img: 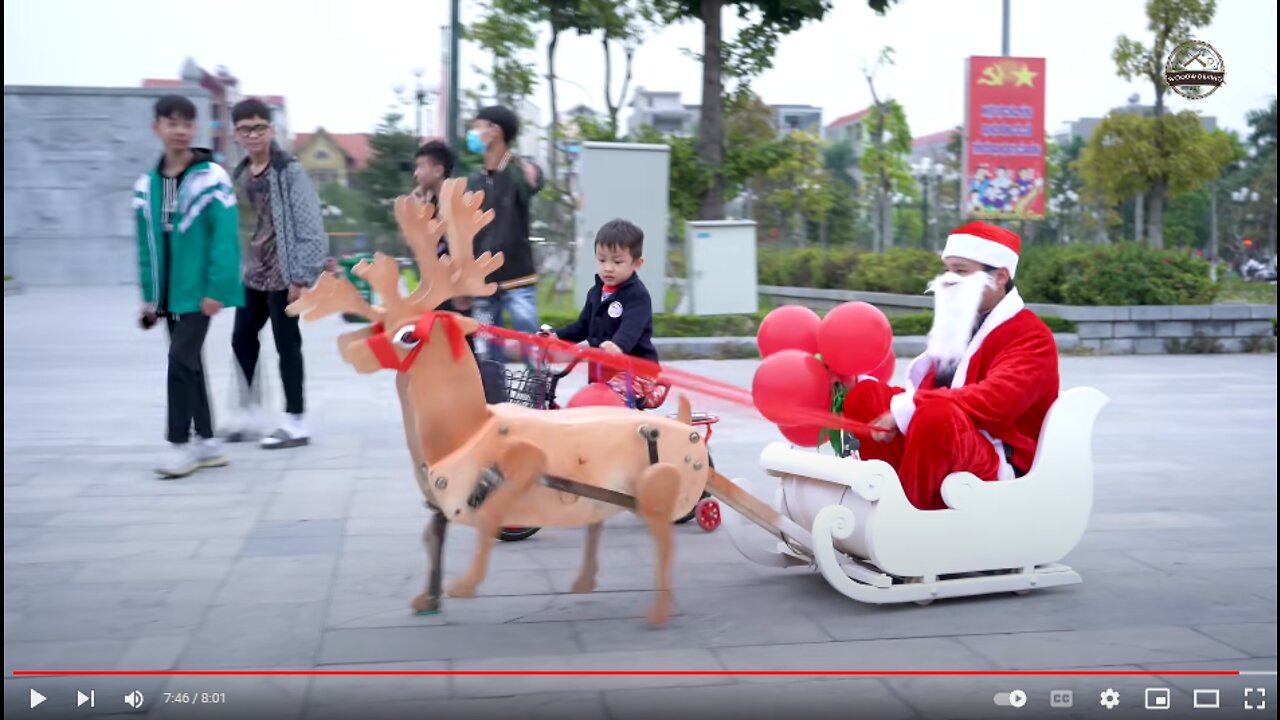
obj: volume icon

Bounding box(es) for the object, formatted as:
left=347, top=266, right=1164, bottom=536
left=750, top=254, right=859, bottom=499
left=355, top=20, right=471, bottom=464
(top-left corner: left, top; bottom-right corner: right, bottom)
left=124, top=690, right=145, bottom=709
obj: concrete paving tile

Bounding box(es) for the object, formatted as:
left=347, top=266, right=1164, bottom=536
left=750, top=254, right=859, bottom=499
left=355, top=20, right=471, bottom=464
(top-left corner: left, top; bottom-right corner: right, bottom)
left=956, top=626, right=1250, bottom=669
left=451, top=648, right=728, bottom=696
left=714, top=637, right=997, bottom=681
left=604, top=678, right=916, bottom=720
left=304, top=661, right=450, bottom=710
left=215, top=556, right=336, bottom=605
left=178, top=602, right=326, bottom=669
left=1193, top=623, right=1278, bottom=658
left=318, top=623, right=579, bottom=664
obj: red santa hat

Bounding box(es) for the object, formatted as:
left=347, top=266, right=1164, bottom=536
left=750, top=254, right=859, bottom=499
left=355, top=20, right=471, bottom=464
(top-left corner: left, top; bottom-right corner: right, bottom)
left=942, top=221, right=1022, bottom=278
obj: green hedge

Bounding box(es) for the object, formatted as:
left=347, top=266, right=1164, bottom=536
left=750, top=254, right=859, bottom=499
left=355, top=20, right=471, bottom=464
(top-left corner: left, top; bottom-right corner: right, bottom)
left=758, top=244, right=1219, bottom=306
left=538, top=310, right=1076, bottom=338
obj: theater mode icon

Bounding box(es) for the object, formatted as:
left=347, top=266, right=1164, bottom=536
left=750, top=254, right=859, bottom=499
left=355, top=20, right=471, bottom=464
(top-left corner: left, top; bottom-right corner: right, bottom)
left=1193, top=689, right=1220, bottom=709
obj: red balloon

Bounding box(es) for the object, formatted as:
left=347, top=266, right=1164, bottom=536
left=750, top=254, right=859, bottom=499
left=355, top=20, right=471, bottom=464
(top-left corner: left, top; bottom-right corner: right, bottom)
left=779, top=424, right=826, bottom=447
left=567, top=383, right=627, bottom=408
left=756, top=305, right=822, bottom=358
left=817, top=302, right=893, bottom=379
left=870, top=348, right=896, bottom=383
left=751, top=349, right=832, bottom=426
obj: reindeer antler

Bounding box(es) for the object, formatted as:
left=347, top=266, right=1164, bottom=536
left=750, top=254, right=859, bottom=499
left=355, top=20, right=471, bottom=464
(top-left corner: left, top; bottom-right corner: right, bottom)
left=395, top=178, right=506, bottom=312
left=286, top=271, right=385, bottom=323
left=353, top=254, right=406, bottom=310
left=394, top=196, right=454, bottom=309
left=439, top=178, right=505, bottom=297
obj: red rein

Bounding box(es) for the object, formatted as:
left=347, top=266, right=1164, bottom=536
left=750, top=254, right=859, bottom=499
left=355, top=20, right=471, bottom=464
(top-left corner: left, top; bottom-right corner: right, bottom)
left=477, top=324, right=880, bottom=436
left=357, top=315, right=881, bottom=435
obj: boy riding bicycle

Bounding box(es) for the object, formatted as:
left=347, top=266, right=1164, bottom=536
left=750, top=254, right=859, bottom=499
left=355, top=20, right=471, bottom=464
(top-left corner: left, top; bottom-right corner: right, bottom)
left=546, top=219, right=661, bottom=407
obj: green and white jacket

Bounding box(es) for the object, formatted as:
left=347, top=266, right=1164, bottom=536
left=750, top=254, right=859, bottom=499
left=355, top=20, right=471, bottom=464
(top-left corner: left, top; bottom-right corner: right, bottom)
left=132, top=149, right=244, bottom=314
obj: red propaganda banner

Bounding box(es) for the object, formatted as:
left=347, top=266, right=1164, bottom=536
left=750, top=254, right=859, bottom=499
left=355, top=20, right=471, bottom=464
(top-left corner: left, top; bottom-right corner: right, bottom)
left=964, top=56, right=1046, bottom=220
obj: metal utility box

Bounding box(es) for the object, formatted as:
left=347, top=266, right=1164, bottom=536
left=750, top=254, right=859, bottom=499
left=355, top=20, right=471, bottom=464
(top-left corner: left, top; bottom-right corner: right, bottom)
left=686, top=220, right=758, bottom=315
left=574, top=142, right=669, bottom=309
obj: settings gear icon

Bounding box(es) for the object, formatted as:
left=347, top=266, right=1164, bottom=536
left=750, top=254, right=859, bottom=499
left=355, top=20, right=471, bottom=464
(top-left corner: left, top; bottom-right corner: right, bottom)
left=1100, top=688, right=1121, bottom=709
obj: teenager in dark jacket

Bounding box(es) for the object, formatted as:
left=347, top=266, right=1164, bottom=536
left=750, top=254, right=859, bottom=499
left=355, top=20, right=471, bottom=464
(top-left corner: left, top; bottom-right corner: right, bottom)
left=224, top=98, right=328, bottom=449
left=464, top=105, right=544, bottom=364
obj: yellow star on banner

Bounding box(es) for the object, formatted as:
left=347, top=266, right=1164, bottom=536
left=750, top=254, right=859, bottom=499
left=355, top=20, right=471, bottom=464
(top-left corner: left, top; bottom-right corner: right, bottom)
left=1013, top=64, right=1037, bottom=87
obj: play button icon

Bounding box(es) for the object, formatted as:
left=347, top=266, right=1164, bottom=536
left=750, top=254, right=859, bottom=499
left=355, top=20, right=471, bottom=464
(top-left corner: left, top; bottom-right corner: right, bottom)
left=30, top=689, right=47, bottom=708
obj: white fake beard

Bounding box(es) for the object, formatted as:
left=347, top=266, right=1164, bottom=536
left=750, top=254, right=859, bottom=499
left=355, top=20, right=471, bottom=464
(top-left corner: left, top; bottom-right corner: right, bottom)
left=925, top=271, right=995, bottom=379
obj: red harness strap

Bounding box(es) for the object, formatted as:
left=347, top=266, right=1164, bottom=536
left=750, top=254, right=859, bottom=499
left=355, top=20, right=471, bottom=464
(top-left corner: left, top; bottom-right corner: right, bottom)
left=364, top=313, right=468, bottom=373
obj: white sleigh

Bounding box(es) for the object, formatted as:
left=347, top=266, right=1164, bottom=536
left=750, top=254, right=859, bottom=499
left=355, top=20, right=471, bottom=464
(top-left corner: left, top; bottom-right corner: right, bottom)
left=726, top=387, right=1110, bottom=605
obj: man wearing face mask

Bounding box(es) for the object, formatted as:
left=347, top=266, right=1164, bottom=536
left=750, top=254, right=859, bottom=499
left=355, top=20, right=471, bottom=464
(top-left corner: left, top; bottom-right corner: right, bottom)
left=464, top=105, right=544, bottom=365
left=842, top=221, right=1060, bottom=511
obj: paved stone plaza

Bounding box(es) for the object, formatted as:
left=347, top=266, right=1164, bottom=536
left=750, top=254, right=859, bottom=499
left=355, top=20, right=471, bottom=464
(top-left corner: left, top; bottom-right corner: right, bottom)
left=4, top=287, right=1277, bottom=719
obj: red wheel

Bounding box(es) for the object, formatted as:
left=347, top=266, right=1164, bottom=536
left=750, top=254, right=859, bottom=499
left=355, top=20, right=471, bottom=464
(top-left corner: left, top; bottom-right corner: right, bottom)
left=498, top=527, right=540, bottom=542
left=695, top=498, right=721, bottom=532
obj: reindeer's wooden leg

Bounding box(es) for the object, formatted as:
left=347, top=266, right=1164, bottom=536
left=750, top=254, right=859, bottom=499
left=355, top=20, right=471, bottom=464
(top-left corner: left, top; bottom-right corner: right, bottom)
left=570, top=522, right=604, bottom=593
left=447, top=440, right=545, bottom=599
left=411, top=507, right=448, bottom=614
left=634, top=463, right=682, bottom=626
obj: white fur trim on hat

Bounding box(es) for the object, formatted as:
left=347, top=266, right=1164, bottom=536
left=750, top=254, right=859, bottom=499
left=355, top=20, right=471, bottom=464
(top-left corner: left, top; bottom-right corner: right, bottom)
left=943, top=233, right=1019, bottom=278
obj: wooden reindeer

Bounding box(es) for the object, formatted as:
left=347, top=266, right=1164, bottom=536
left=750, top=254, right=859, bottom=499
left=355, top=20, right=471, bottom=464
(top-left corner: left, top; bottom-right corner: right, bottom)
left=287, top=178, right=714, bottom=624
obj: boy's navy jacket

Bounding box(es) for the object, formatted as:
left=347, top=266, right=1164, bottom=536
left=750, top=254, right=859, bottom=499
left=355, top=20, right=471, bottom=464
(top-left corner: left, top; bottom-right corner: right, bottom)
left=555, top=273, right=658, bottom=362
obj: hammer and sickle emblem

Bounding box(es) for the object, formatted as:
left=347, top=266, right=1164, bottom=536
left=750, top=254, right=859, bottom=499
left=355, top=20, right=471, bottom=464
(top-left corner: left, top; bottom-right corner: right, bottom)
left=978, top=64, right=1006, bottom=86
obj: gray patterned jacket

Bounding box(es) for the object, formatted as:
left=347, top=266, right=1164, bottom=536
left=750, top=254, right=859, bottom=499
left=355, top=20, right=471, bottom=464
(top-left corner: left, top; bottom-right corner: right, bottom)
left=233, top=144, right=328, bottom=287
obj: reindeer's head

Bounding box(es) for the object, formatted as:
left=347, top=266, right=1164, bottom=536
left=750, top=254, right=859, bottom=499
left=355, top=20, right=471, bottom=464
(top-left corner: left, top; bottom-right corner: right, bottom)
left=287, top=178, right=505, bottom=375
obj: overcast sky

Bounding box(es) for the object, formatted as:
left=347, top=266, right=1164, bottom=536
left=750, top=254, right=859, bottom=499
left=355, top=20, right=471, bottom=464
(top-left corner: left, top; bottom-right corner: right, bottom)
left=4, top=0, right=1276, bottom=141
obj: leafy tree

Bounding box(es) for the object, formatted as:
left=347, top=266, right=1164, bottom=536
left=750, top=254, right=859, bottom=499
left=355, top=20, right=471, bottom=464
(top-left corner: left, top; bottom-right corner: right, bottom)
left=722, top=90, right=780, bottom=201
left=1112, top=0, right=1218, bottom=247
left=753, top=132, right=836, bottom=247
left=654, top=0, right=898, bottom=220
left=1162, top=189, right=1210, bottom=249
left=823, top=140, right=856, bottom=189
left=859, top=47, right=914, bottom=251
left=466, top=0, right=539, bottom=106
left=359, top=113, right=420, bottom=232
left=1077, top=111, right=1237, bottom=240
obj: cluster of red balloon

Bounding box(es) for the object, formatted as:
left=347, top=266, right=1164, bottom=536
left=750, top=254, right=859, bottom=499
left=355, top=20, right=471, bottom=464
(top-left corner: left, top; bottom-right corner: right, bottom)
left=752, top=303, right=895, bottom=446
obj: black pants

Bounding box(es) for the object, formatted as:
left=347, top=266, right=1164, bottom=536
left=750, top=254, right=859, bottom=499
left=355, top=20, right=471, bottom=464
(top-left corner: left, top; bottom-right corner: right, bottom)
left=166, top=313, right=214, bottom=444
left=232, top=288, right=305, bottom=415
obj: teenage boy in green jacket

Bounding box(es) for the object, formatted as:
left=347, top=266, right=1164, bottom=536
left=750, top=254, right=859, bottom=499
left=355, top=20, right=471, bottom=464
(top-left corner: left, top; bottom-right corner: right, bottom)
left=133, top=95, right=244, bottom=479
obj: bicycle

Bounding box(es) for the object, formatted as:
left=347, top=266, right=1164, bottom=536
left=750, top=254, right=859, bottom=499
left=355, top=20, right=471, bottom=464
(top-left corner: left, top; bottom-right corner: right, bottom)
left=491, top=327, right=723, bottom=541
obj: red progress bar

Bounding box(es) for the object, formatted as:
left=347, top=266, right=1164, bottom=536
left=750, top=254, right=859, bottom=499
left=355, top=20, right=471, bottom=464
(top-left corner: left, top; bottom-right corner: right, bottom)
left=11, top=670, right=1245, bottom=677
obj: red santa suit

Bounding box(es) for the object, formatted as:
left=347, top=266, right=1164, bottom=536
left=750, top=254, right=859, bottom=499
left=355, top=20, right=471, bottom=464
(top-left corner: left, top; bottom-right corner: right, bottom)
left=843, top=225, right=1060, bottom=511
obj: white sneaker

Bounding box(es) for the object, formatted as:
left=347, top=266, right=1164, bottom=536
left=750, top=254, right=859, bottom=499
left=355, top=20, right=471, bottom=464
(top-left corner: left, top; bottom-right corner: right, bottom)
left=261, top=414, right=310, bottom=450
left=196, top=438, right=230, bottom=468
left=155, top=444, right=201, bottom=479
left=224, top=404, right=265, bottom=443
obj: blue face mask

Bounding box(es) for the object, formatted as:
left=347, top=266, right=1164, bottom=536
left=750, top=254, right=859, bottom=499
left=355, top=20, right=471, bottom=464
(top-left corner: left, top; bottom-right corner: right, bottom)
left=466, top=129, right=486, bottom=154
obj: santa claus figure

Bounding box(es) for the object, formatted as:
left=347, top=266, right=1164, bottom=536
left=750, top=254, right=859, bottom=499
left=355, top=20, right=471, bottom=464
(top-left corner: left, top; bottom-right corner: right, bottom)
left=843, top=221, right=1060, bottom=510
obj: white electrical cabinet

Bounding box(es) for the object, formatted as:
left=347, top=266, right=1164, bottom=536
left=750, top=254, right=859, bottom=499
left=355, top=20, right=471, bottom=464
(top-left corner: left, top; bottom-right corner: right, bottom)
left=574, top=142, right=670, bottom=308
left=686, top=220, right=758, bottom=315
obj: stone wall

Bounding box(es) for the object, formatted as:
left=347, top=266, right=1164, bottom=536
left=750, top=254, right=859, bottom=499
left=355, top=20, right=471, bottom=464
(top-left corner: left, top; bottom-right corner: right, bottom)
left=4, top=85, right=213, bottom=286
left=760, top=285, right=1278, bottom=354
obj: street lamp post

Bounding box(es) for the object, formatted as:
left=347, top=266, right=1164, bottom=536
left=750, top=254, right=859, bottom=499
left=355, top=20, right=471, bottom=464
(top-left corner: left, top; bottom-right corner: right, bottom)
left=912, top=159, right=946, bottom=248
left=394, top=68, right=439, bottom=139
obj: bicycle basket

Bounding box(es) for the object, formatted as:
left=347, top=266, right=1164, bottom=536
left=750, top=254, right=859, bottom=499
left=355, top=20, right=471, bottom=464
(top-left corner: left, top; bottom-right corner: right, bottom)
left=504, top=367, right=554, bottom=409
